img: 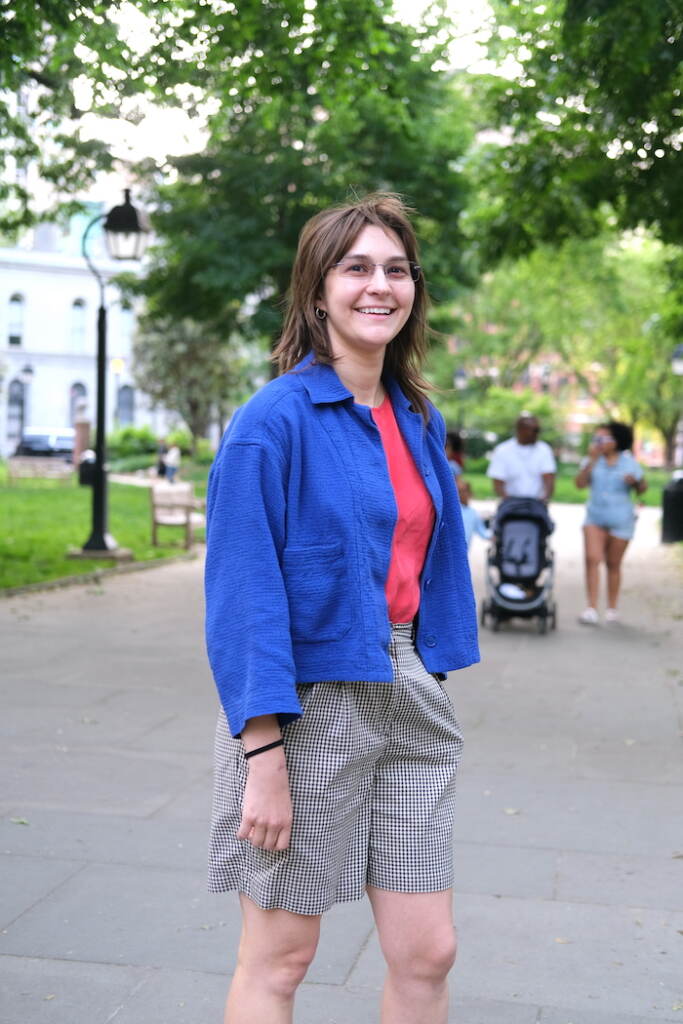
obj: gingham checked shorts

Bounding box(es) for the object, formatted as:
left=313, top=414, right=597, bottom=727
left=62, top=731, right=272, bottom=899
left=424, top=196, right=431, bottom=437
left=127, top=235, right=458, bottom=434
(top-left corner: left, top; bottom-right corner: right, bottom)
left=208, top=623, right=464, bottom=915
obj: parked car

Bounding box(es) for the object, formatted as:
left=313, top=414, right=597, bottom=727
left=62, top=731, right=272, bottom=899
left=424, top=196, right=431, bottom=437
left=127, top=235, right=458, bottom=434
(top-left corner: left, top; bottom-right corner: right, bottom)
left=15, top=426, right=75, bottom=461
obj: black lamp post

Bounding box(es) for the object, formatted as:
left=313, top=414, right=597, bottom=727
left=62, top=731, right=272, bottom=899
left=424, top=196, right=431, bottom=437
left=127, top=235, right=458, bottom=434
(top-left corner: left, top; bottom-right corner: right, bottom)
left=80, top=190, right=149, bottom=554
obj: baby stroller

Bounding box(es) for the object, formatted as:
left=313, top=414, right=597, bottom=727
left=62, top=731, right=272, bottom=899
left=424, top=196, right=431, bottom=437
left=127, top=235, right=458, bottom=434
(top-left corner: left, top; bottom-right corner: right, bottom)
left=480, top=497, right=557, bottom=634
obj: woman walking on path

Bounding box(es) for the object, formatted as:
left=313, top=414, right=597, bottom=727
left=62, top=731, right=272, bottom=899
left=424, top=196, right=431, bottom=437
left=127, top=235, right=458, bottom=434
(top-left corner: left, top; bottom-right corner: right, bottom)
left=204, top=193, right=479, bottom=1024
left=575, top=421, right=647, bottom=625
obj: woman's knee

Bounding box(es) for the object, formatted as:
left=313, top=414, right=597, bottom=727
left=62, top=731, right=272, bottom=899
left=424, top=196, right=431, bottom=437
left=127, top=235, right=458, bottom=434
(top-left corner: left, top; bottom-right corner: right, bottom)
left=387, top=927, right=457, bottom=985
left=237, top=901, right=320, bottom=999
left=264, top=944, right=317, bottom=997
left=241, top=939, right=317, bottom=999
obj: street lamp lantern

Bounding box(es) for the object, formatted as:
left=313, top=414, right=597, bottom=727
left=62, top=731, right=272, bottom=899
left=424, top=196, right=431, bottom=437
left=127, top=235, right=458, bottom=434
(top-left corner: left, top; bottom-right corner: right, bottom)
left=672, top=343, right=683, bottom=377
left=103, top=188, right=150, bottom=261
left=75, top=189, right=149, bottom=558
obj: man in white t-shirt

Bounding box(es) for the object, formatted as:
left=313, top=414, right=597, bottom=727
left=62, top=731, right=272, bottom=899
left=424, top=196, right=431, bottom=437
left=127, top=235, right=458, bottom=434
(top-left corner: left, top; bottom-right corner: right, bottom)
left=487, top=414, right=556, bottom=502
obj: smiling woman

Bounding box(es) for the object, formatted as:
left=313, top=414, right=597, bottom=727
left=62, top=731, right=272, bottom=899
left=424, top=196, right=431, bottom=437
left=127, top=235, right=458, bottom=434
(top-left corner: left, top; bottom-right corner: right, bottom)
left=315, top=224, right=417, bottom=393
left=204, top=193, right=479, bottom=1023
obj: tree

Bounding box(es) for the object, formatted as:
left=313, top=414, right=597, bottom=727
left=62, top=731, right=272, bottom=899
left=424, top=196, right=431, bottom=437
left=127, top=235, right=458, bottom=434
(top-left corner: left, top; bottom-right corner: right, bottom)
left=0, top=1, right=144, bottom=233
left=471, top=0, right=683, bottom=262
left=441, top=232, right=683, bottom=463
left=426, top=340, right=566, bottom=444
left=1, top=0, right=459, bottom=235
left=132, top=316, right=261, bottom=450
left=136, top=12, right=473, bottom=342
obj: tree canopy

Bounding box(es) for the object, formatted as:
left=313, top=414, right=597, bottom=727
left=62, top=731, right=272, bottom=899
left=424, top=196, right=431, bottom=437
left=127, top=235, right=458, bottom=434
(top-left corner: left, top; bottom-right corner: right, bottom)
left=132, top=314, right=261, bottom=448
left=0, top=1, right=142, bottom=232
left=441, top=231, right=683, bottom=463
left=128, top=1, right=474, bottom=355
left=471, top=0, right=683, bottom=261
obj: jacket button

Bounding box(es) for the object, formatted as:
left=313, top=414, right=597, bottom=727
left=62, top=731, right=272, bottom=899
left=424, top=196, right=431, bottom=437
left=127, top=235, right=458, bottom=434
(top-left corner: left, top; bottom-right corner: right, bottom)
left=425, top=634, right=437, bottom=647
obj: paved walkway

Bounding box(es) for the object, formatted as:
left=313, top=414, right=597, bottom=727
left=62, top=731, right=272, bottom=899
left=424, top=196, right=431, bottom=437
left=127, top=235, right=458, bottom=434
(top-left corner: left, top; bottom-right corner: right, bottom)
left=1, top=504, right=681, bottom=1023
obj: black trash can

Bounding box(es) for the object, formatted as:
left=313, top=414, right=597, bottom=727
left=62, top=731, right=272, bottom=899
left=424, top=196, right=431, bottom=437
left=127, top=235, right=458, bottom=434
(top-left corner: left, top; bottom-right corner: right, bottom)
left=78, top=449, right=96, bottom=487
left=661, top=474, right=683, bottom=543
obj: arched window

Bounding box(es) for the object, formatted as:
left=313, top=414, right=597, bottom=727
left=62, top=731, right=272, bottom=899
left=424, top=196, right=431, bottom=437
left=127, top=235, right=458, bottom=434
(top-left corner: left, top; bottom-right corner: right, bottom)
left=117, top=384, right=135, bottom=426
left=7, top=379, right=25, bottom=447
left=8, top=294, right=24, bottom=346
left=70, top=298, right=87, bottom=351
left=119, top=305, right=135, bottom=342
left=69, top=382, right=87, bottom=425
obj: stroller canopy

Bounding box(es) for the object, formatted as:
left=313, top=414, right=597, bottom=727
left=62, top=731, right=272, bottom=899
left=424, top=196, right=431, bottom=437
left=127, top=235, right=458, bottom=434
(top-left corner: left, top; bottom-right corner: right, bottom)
left=493, top=497, right=554, bottom=535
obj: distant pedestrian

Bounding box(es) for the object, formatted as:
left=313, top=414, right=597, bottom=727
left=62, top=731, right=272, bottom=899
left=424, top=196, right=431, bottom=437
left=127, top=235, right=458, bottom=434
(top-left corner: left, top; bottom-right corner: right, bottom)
left=487, top=413, right=556, bottom=502
left=445, top=431, right=464, bottom=481
left=156, top=439, right=168, bottom=478
left=457, top=479, right=492, bottom=549
left=205, top=192, right=478, bottom=1024
left=575, top=421, right=647, bottom=625
left=164, top=443, right=181, bottom=482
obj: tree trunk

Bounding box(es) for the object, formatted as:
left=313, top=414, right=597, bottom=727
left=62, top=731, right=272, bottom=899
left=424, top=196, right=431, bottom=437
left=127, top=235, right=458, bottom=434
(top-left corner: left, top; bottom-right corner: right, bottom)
left=664, top=428, right=677, bottom=469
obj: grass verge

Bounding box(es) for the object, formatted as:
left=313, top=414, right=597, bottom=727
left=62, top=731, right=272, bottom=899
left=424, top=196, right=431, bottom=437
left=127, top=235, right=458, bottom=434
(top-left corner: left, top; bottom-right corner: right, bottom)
left=1, top=475, right=204, bottom=591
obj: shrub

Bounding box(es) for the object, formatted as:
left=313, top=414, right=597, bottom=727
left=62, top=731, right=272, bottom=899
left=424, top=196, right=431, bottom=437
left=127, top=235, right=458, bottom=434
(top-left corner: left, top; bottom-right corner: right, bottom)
left=108, top=425, right=158, bottom=460
left=166, top=427, right=194, bottom=454
left=194, top=438, right=215, bottom=465
left=109, top=454, right=156, bottom=473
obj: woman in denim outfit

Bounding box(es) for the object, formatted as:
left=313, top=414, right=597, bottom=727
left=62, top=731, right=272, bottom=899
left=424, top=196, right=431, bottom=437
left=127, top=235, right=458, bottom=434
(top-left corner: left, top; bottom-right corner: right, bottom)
left=575, top=421, right=647, bottom=624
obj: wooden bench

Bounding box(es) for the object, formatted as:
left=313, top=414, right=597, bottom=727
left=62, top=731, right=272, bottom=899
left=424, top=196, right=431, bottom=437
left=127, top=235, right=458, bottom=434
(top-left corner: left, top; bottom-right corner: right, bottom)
left=6, top=457, right=74, bottom=483
left=150, top=481, right=206, bottom=549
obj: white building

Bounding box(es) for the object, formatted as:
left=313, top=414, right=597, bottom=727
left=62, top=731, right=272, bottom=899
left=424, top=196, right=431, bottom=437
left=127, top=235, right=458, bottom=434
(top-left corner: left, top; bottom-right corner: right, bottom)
left=0, top=207, right=171, bottom=458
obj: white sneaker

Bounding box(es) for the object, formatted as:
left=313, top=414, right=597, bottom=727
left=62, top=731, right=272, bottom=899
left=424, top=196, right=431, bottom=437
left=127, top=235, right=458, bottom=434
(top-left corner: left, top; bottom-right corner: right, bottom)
left=578, top=607, right=599, bottom=625
left=605, top=608, right=620, bottom=623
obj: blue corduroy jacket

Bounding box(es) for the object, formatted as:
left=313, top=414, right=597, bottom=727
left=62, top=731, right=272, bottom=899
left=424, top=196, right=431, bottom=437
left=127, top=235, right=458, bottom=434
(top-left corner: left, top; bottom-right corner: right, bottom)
left=205, top=358, right=480, bottom=736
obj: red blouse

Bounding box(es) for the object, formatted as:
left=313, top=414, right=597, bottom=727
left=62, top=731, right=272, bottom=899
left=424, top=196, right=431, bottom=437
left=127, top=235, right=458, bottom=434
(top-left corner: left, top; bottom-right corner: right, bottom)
left=371, top=396, right=435, bottom=623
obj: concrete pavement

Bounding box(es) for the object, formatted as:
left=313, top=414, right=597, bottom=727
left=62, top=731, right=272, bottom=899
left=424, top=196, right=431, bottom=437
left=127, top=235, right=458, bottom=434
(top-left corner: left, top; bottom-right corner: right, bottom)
left=1, top=502, right=681, bottom=1023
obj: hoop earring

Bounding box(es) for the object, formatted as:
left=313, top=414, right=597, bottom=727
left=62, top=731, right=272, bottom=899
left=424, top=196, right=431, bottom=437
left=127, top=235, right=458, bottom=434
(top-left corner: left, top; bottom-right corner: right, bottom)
left=314, top=306, right=327, bottom=321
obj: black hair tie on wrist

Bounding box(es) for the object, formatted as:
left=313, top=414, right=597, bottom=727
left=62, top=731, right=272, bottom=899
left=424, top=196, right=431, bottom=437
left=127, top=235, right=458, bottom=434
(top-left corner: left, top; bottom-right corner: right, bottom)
left=244, top=738, right=284, bottom=760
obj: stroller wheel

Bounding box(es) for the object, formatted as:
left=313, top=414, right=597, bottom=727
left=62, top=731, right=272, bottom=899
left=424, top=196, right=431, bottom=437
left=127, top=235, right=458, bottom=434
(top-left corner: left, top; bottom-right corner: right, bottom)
left=479, top=600, right=488, bottom=627
left=550, top=604, right=558, bottom=630
left=537, top=614, right=548, bottom=635
left=491, top=615, right=501, bottom=633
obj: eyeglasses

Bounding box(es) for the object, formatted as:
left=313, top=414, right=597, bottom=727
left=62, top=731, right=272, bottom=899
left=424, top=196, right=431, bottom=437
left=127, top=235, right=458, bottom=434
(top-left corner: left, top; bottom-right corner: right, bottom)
left=329, top=257, right=421, bottom=282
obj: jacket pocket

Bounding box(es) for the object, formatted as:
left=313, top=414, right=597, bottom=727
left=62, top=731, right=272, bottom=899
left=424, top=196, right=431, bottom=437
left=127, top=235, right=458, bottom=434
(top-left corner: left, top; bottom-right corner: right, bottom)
left=282, top=540, right=352, bottom=642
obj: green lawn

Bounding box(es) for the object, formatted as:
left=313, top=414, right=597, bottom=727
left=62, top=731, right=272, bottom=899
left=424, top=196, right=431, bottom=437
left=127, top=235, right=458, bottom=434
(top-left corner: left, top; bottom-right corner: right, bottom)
left=0, top=472, right=204, bottom=591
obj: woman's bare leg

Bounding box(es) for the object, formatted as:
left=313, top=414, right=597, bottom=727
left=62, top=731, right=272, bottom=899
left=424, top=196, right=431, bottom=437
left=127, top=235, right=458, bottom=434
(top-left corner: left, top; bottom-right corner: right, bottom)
left=368, top=886, right=457, bottom=1024
left=224, top=894, right=321, bottom=1024
left=582, top=524, right=608, bottom=609
left=605, top=534, right=629, bottom=610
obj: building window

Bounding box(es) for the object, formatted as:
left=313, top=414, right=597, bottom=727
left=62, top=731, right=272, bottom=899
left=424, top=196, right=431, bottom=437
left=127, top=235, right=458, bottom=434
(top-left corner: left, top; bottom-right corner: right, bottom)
left=117, top=385, right=135, bottom=426
left=70, top=382, right=87, bottom=425
left=7, top=379, right=25, bottom=447
left=8, top=293, right=24, bottom=346
left=70, top=298, right=87, bottom=351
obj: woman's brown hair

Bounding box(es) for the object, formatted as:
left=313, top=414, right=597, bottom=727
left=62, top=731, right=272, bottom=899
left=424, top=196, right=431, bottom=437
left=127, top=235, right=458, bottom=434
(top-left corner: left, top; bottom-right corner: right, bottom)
left=273, top=192, right=432, bottom=420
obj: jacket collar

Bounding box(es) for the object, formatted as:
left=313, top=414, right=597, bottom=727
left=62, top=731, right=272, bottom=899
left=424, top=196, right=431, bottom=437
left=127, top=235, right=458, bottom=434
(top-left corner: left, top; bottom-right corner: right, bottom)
left=295, top=353, right=418, bottom=415
left=295, top=354, right=353, bottom=405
